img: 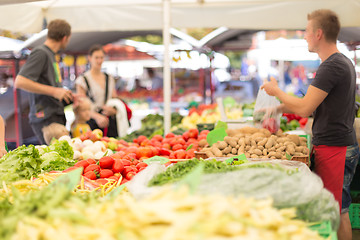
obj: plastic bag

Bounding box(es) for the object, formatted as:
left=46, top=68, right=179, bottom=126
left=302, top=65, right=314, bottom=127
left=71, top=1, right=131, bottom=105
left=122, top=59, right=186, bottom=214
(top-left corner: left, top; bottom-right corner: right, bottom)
left=253, top=89, right=281, bottom=133
left=194, top=165, right=340, bottom=230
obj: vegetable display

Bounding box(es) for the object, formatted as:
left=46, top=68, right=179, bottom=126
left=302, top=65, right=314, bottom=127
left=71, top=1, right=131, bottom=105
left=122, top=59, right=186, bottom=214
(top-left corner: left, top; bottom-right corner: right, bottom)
left=0, top=169, right=325, bottom=240
left=202, top=126, right=309, bottom=159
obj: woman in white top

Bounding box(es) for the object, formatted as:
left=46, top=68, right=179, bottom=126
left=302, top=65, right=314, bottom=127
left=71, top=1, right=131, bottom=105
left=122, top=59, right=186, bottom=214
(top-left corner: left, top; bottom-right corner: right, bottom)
left=75, top=45, right=118, bottom=137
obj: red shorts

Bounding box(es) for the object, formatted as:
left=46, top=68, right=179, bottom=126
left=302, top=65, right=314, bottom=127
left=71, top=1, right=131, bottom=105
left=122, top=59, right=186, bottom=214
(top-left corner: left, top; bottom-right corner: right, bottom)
left=313, top=145, right=347, bottom=211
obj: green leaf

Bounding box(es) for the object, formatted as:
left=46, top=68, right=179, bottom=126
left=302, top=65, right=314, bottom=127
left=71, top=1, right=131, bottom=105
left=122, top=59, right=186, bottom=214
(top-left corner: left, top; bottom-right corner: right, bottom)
left=286, top=152, right=292, bottom=160
left=143, top=156, right=169, bottom=165
left=225, top=154, right=248, bottom=165
left=206, top=128, right=227, bottom=146
left=215, top=121, right=228, bottom=130
left=48, top=167, right=82, bottom=192
left=186, top=144, right=193, bottom=151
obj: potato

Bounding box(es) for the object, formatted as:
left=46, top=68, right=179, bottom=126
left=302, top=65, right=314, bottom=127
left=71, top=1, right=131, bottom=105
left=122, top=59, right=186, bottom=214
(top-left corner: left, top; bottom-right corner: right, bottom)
left=244, top=137, right=251, bottom=145
left=268, top=151, right=277, bottom=157
left=211, top=146, right=223, bottom=157
left=277, top=146, right=286, bottom=152
left=237, top=148, right=245, bottom=155
left=224, top=136, right=238, bottom=148
left=216, top=141, right=227, bottom=150
left=251, top=154, right=259, bottom=158
left=231, top=148, right=238, bottom=155
left=294, top=152, right=305, bottom=156
left=295, top=146, right=303, bottom=152
left=258, top=138, right=267, bottom=146
left=258, top=145, right=264, bottom=151
left=222, top=146, right=232, bottom=154
left=253, top=149, right=263, bottom=156
left=260, top=128, right=272, bottom=137
left=300, top=141, right=307, bottom=147
left=235, top=144, right=240, bottom=149
left=245, top=145, right=251, bottom=151
left=241, top=126, right=259, bottom=135
left=227, top=153, right=235, bottom=157
left=286, top=145, right=295, bottom=155
left=269, top=147, right=276, bottom=152
left=275, top=152, right=282, bottom=159
left=226, top=129, right=236, bottom=137
left=238, top=145, right=245, bottom=152
left=245, top=152, right=251, bottom=158
left=251, top=140, right=257, bottom=147
left=263, top=149, right=268, bottom=156
left=265, top=138, right=275, bottom=149
left=238, top=138, right=245, bottom=146
left=274, top=143, right=281, bottom=149
left=287, top=135, right=300, bottom=146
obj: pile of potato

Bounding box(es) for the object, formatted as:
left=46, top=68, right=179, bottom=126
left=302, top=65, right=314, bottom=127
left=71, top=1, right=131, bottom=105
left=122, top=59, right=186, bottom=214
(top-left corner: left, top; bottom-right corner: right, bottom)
left=202, top=127, right=309, bottom=159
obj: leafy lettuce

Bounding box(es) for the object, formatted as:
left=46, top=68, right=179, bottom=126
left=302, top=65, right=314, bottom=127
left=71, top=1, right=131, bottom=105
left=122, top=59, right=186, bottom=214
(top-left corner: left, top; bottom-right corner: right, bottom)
left=0, top=145, right=42, bottom=182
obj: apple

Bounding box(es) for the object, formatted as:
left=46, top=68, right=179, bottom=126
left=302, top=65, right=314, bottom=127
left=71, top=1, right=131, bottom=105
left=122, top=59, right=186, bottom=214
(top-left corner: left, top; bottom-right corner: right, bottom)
left=107, top=141, right=118, bottom=151
left=92, top=129, right=103, bottom=139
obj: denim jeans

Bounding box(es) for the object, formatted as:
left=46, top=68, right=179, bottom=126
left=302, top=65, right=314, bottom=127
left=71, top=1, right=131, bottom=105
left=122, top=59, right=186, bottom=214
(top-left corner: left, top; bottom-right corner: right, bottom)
left=342, top=143, right=360, bottom=213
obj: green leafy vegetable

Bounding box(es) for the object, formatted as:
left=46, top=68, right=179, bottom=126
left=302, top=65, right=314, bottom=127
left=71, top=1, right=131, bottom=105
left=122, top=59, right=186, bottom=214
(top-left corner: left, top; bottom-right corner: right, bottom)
left=42, top=140, right=74, bottom=159
left=40, top=152, right=75, bottom=172
left=0, top=145, right=42, bottom=182
left=148, top=158, right=241, bottom=186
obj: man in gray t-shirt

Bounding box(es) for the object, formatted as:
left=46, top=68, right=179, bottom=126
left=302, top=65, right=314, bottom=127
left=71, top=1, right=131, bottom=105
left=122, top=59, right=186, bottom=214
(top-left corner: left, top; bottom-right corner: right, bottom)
left=15, top=19, right=73, bottom=144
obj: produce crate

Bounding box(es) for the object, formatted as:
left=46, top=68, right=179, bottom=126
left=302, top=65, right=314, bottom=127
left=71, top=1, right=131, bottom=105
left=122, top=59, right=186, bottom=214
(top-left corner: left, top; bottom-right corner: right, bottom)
left=308, top=221, right=337, bottom=240
left=197, top=123, right=215, bottom=132
left=349, top=203, right=360, bottom=229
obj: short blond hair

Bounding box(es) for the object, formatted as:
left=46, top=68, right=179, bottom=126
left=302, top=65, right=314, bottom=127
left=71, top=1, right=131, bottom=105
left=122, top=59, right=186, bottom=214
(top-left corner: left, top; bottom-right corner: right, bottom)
left=307, top=9, right=340, bottom=43
left=73, top=97, right=92, bottom=113
left=42, top=123, right=69, bottom=145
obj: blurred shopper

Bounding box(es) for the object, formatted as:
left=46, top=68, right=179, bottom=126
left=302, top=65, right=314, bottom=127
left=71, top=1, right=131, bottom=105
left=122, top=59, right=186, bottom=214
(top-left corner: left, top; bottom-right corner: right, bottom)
left=14, top=19, right=73, bottom=144
left=261, top=9, right=356, bottom=240
left=148, top=68, right=163, bottom=90
left=0, top=115, right=6, bottom=157
left=75, top=45, right=119, bottom=137
left=71, top=97, right=92, bottom=138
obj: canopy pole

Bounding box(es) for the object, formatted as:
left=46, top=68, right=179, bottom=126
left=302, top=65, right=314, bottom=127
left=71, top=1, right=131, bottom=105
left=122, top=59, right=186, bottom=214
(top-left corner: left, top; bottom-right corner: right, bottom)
left=163, top=0, right=171, bottom=135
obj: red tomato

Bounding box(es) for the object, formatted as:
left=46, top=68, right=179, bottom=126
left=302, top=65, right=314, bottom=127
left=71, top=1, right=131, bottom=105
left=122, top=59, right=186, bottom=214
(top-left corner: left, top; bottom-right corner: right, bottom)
left=84, top=171, right=97, bottom=180
left=108, top=175, right=120, bottom=181
left=99, top=156, right=114, bottom=169
left=136, top=162, right=148, bottom=169
left=123, top=166, right=135, bottom=175
left=165, top=132, right=175, bottom=138
left=121, top=159, right=132, bottom=167
left=112, top=159, right=124, bottom=173
left=138, top=167, right=147, bottom=172
left=132, top=159, right=139, bottom=166
left=84, top=164, right=100, bottom=174
left=74, top=160, right=90, bottom=169
left=86, top=158, right=97, bottom=165
left=159, top=148, right=171, bottom=156
left=99, top=169, right=114, bottom=178
left=172, top=144, right=184, bottom=151
left=125, top=171, right=136, bottom=180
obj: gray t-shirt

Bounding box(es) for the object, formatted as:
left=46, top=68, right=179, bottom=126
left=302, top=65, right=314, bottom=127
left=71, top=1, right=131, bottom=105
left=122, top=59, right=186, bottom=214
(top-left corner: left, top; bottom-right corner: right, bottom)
left=311, top=53, right=356, bottom=146
left=18, top=45, right=65, bottom=123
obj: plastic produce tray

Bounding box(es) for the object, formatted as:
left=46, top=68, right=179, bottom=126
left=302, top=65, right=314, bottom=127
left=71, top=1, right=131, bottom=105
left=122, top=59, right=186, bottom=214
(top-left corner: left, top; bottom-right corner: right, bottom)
left=349, top=203, right=360, bottom=229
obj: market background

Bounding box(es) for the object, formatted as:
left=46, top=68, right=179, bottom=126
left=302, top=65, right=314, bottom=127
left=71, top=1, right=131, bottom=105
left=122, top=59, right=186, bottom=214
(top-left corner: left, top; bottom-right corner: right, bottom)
left=0, top=1, right=360, bottom=239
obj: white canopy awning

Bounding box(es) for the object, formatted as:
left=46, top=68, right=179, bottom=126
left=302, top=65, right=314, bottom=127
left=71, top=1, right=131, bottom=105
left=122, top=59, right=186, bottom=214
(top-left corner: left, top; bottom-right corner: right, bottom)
left=0, top=0, right=360, bottom=34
